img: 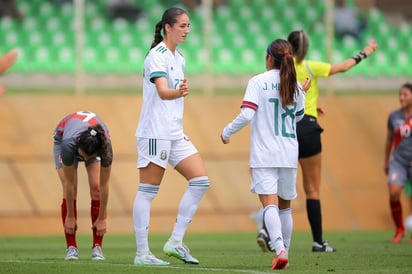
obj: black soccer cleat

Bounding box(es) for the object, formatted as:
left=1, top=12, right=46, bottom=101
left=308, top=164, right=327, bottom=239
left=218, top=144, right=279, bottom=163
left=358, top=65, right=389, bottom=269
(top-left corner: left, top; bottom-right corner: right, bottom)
left=256, top=228, right=275, bottom=252
left=312, top=241, right=336, bottom=252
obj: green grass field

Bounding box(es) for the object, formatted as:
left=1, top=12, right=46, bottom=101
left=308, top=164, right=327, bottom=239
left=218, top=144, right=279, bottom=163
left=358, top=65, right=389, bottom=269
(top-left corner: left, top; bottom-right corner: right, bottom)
left=0, top=231, right=411, bottom=273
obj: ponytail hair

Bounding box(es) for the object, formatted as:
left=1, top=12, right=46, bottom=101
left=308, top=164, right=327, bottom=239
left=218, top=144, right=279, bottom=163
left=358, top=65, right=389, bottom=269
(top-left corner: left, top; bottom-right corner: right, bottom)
left=287, top=30, right=309, bottom=64
left=149, top=7, right=188, bottom=50
left=267, top=39, right=297, bottom=107
left=78, top=124, right=111, bottom=164
left=150, top=21, right=164, bottom=50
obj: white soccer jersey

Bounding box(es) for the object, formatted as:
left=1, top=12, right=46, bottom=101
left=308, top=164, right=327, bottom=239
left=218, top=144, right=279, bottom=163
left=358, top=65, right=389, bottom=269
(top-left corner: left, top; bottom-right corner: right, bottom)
left=223, top=69, right=305, bottom=168
left=136, top=42, right=186, bottom=140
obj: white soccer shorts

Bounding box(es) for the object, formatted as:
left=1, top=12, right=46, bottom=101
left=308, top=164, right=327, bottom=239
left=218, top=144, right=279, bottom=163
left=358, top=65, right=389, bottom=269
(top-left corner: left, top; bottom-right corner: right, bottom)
left=250, top=167, right=297, bottom=200
left=137, top=135, right=198, bottom=169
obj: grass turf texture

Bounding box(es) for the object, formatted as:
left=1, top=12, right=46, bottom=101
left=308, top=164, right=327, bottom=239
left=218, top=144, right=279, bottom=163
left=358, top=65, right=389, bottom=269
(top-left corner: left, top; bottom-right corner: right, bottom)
left=0, top=231, right=410, bottom=273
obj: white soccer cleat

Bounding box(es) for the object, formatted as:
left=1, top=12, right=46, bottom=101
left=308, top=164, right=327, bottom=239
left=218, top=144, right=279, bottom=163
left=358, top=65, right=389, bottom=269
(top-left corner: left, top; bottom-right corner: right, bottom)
left=65, top=246, right=79, bottom=260
left=134, top=251, right=170, bottom=266
left=163, top=240, right=199, bottom=264
left=91, top=245, right=105, bottom=260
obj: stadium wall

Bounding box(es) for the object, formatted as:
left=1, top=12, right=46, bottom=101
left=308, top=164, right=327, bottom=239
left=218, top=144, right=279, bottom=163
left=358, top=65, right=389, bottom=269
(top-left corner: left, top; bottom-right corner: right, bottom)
left=2, top=74, right=410, bottom=92
left=0, top=92, right=408, bottom=236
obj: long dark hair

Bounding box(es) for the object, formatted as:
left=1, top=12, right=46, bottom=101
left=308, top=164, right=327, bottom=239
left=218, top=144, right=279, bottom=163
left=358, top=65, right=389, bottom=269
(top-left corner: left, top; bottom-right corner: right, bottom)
left=149, top=7, right=188, bottom=50
left=77, top=124, right=110, bottom=161
left=287, top=30, right=309, bottom=64
left=266, top=39, right=297, bottom=107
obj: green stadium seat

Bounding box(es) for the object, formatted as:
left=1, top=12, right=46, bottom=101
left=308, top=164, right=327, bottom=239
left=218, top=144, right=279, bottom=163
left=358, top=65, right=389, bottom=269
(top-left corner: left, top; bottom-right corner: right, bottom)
left=258, top=4, right=273, bottom=20
left=16, top=1, right=30, bottom=15
left=185, top=31, right=202, bottom=50
left=227, top=0, right=243, bottom=13
left=27, top=31, right=44, bottom=47
left=236, top=6, right=253, bottom=25
left=294, top=0, right=318, bottom=27
left=126, top=47, right=144, bottom=73
left=239, top=48, right=261, bottom=74
left=331, top=49, right=344, bottom=65
left=267, top=22, right=283, bottom=39
left=36, top=2, right=59, bottom=28
left=212, top=47, right=236, bottom=75
left=21, top=16, right=38, bottom=32
left=397, top=23, right=411, bottom=56
left=214, top=6, right=230, bottom=23
left=87, top=17, right=109, bottom=34
left=3, top=31, right=19, bottom=50
left=368, top=51, right=390, bottom=77
left=304, top=6, right=319, bottom=23
left=8, top=48, right=29, bottom=73
left=83, top=47, right=100, bottom=73
left=341, top=35, right=358, bottom=56
left=112, top=18, right=129, bottom=32
left=54, top=47, right=75, bottom=73
left=386, top=36, right=399, bottom=56
left=394, top=51, right=410, bottom=76
left=273, top=0, right=288, bottom=10
left=84, top=1, right=99, bottom=17
left=115, top=32, right=134, bottom=52
left=96, top=32, right=113, bottom=47
left=0, top=17, right=17, bottom=33
left=184, top=49, right=205, bottom=75
left=144, top=2, right=166, bottom=23
left=6, top=0, right=412, bottom=77
left=140, top=0, right=166, bottom=10
left=32, top=47, right=54, bottom=73
left=307, top=48, right=322, bottom=61
left=308, top=30, right=326, bottom=55
left=45, top=16, right=61, bottom=32
left=368, top=8, right=385, bottom=28
left=102, top=47, right=123, bottom=73
left=251, top=0, right=270, bottom=11
left=279, top=6, right=297, bottom=28
left=52, top=31, right=73, bottom=48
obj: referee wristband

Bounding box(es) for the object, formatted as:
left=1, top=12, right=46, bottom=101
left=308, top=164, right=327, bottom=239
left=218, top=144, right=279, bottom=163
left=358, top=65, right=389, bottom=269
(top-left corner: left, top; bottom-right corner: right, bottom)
left=352, top=54, right=362, bottom=64
left=359, top=50, right=367, bottom=59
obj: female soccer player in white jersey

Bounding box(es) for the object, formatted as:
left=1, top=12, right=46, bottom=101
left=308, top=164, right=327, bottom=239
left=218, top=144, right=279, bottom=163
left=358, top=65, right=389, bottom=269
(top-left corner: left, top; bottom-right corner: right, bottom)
left=221, top=39, right=305, bottom=270
left=253, top=31, right=377, bottom=254
left=132, top=7, right=209, bottom=266
left=53, top=111, right=113, bottom=261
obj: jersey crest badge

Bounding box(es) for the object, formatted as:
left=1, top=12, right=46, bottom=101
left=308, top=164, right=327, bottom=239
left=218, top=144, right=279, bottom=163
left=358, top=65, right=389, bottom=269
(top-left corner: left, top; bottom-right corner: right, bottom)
left=160, top=150, right=168, bottom=160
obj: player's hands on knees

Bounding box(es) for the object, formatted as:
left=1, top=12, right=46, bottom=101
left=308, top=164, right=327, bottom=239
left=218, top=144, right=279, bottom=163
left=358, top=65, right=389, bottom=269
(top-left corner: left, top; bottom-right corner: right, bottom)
left=65, top=216, right=77, bottom=235
left=92, top=219, right=107, bottom=236
left=178, top=79, right=189, bottom=97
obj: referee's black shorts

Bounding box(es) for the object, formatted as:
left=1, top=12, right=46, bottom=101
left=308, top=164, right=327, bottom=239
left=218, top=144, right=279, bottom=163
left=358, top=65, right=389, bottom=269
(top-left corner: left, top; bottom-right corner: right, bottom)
left=297, top=115, right=324, bottom=159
